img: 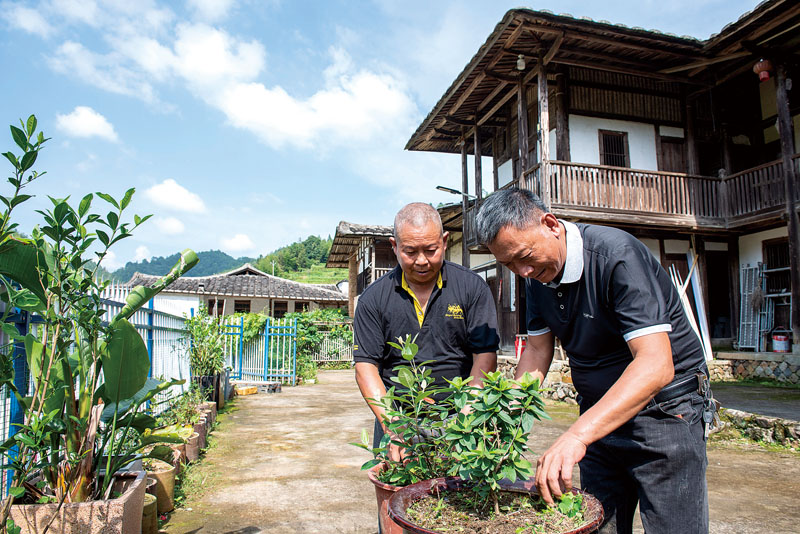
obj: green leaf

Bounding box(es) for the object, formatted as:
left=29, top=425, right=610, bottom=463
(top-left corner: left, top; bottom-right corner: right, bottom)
left=120, top=188, right=134, bottom=210
left=107, top=211, right=119, bottom=230
left=101, top=318, right=150, bottom=404
left=0, top=237, right=47, bottom=304
left=360, top=459, right=380, bottom=470
left=78, top=193, right=93, bottom=217
left=96, top=192, right=119, bottom=209
left=8, top=486, right=24, bottom=499
left=2, top=152, right=19, bottom=169
left=10, top=126, right=27, bottom=151
left=19, top=150, right=37, bottom=172
left=96, top=229, right=110, bottom=246
left=26, top=115, right=37, bottom=137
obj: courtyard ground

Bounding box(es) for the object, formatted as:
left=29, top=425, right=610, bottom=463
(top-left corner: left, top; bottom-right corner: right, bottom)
left=164, top=370, right=800, bottom=534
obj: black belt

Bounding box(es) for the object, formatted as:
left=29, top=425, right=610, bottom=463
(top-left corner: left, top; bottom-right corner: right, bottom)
left=652, top=372, right=707, bottom=404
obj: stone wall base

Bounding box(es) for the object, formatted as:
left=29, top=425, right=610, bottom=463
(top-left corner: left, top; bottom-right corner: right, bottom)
left=718, top=408, right=800, bottom=446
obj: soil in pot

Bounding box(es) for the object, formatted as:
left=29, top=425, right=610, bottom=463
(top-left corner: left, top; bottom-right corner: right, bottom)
left=185, top=432, right=200, bottom=462
left=389, top=478, right=603, bottom=534
left=144, top=459, right=177, bottom=514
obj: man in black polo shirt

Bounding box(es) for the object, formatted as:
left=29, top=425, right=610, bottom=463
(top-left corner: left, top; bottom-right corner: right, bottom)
left=353, top=202, right=499, bottom=459
left=476, top=188, right=713, bottom=534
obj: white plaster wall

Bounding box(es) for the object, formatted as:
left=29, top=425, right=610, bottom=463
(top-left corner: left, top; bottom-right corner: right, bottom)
left=153, top=293, right=199, bottom=317
left=739, top=227, right=789, bottom=267
left=639, top=238, right=661, bottom=263
left=664, top=239, right=690, bottom=254
left=497, top=159, right=513, bottom=188
left=569, top=115, right=658, bottom=170
left=659, top=126, right=685, bottom=138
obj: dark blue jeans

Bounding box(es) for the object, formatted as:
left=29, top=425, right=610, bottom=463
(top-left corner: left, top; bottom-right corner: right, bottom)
left=579, top=391, right=709, bottom=534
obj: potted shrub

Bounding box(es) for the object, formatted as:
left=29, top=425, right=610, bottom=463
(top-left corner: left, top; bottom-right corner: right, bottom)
left=184, top=305, right=225, bottom=401
left=351, top=335, right=458, bottom=534
left=0, top=116, right=198, bottom=534
left=354, top=336, right=603, bottom=534
left=385, top=370, right=604, bottom=533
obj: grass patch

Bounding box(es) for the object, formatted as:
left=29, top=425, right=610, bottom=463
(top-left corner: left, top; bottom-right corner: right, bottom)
left=318, top=361, right=353, bottom=370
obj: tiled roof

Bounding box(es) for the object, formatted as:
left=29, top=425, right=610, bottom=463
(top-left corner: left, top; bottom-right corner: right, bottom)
left=126, top=263, right=346, bottom=302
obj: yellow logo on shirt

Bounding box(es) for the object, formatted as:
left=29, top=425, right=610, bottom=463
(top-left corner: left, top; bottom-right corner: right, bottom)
left=445, top=304, right=464, bottom=320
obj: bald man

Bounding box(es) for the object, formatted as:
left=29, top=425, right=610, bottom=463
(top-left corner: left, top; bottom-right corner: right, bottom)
left=353, top=202, right=499, bottom=459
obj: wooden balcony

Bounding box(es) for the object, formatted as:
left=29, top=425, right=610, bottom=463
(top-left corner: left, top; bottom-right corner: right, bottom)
left=463, top=156, right=798, bottom=247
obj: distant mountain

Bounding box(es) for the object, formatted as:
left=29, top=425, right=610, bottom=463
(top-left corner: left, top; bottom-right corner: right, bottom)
left=113, top=250, right=255, bottom=282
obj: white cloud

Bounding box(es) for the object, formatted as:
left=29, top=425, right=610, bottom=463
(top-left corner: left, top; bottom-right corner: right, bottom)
left=187, top=0, right=235, bottom=22
left=51, top=0, right=100, bottom=26
left=55, top=106, right=119, bottom=142
left=153, top=216, right=185, bottom=235
left=216, top=48, right=415, bottom=150
left=221, top=233, right=254, bottom=252
left=2, top=3, right=54, bottom=37
left=144, top=179, right=207, bottom=213
left=49, top=41, right=158, bottom=102
left=134, top=245, right=151, bottom=261
left=100, top=249, right=122, bottom=270
left=172, top=23, right=264, bottom=87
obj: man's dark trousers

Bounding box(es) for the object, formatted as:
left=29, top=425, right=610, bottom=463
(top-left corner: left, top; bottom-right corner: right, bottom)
left=579, top=390, right=709, bottom=534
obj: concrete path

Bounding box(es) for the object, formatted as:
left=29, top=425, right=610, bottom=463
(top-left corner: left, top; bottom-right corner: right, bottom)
left=164, top=370, right=800, bottom=534
left=712, top=383, right=800, bottom=420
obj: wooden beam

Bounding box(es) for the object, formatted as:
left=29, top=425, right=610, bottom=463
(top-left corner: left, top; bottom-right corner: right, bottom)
left=555, top=69, right=570, bottom=161
left=517, top=80, right=529, bottom=178
left=659, top=51, right=752, bottom=74
left=477, top=82, right=509, bottom=111
left=434, top=127, right=460, bottom=137
left=543, top=32, right=564, bottom=65
left=485, top=69, right=522, bottom=84
left=444, top=116, right=476, bottom=127
left=775, top=63, right=800, bottom=352
left=477, top=86, right=517, bottom=127
left=555, top=57, right=708, bottom=85
left=449, top=73, right=486, bottom=116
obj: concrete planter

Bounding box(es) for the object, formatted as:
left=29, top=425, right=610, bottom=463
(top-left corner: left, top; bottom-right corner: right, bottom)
left=193, top=418, right=207, bottom=450
left=201, top=401, right=217, bottom=425
left=10, top=470, right=146, bottom=534
left=185, top=431, right=200, bottom=462
left=142, top=493, right=158, bottom=534
left=145, top=460, right=177, bottom=514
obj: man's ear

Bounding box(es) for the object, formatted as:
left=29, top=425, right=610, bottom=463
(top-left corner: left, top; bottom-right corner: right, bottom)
left=541, top=213, right=560, bottom=237
left=442, top=231, right=449, bottom=248
left=390, top=236, right=398, bottom=254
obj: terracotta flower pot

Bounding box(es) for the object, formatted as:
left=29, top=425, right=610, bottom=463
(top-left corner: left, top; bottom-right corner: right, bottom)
left=185, top=431, right=201, bottom=462
left=368, top=464, right=404, bottom=534
left=146, top=459, right=177, bottom=514
left=193, top=418, right=207, bottom=450
left=10, top=470, right=147, bottom=534
left=142, top=493, right=158, bottom=534
left=388, top=477, right=604, bottom=534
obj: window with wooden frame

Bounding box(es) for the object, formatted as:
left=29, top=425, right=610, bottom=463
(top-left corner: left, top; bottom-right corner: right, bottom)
left=234, top=300, right=251, bottom=313
left=273, top=300, right=288, bottom=318
left=598, top=130, right=630, bottom=168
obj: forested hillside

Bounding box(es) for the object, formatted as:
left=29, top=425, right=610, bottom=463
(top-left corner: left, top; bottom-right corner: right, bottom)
left=113, top=235, right=345, bottom=283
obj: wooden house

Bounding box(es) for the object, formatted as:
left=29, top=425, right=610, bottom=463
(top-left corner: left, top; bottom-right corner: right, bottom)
left=408, top=2, right=800, bottom=353
left=326, top=221, right=397, bottom=316
left=126, top=263, right=347, bottom=318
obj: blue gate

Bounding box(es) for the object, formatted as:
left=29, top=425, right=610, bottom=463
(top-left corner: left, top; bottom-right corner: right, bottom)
left=223, top=317, right=297, bottom=385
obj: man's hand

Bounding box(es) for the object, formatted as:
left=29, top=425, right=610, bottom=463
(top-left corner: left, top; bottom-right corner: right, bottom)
left=534, top=431, right=588, bottom=504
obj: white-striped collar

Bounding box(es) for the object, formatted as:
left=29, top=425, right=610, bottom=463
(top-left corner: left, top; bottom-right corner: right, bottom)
left=544, top=220, right=583, bottom=288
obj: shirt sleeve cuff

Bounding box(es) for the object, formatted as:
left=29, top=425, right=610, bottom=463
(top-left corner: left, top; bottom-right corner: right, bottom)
left=527, top=327, right=551, bottom=336
left=622, top=324, right=672, bottom=342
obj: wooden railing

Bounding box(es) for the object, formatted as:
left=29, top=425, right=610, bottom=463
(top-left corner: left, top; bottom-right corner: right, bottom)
left=462, top=156, right=798, bottom=239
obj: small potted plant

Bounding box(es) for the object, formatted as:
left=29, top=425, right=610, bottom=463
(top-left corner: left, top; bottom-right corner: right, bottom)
left=184, top=305, right=225, bottom=402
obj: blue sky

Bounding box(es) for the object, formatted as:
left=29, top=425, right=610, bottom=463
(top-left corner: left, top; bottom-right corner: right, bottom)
left=0, top=0, right=760, bottom=270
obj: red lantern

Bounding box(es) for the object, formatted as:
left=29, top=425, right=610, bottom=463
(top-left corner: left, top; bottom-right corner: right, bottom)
left=753, top=58, right=773, bottom=82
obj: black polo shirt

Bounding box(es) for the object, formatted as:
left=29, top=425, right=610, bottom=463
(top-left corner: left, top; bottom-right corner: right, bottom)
left=526, top=222, right=705, bottom=403
left=353, top=261, right=499, bottom=394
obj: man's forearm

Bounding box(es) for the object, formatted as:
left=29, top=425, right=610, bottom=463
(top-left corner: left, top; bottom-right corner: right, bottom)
left=467, top=352, right=497, bottom=387
left=354, top=361, right=390, bottom=427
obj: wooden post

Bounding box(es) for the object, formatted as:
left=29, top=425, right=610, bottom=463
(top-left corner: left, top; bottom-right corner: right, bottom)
left=348, top=255, right=357, bottom=317
left=685, top=97, right=700, bottom=175
left=775, top=63, right=800, bottom=352
left=517, top=80, right=529, bottom=178
left=538, top=55, right=551, bottom=209
left=492, top=135, right=500, bottom=191
left=461, top=130, right=470, bottom=269
left=728, top=236, right=740, bottom=341
left=555, top=69, right=570, bottom=161
left=474, top=126, right=483, bottom=202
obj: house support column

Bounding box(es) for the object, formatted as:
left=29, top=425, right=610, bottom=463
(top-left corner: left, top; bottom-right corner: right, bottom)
left=775, top=63, right=800, bottom=352
left=461, top=130, right=470, bottom=269
left=492, top=136, right=500, bottom=191
left=685, top=98, right=700, bottom=175
left=348, top=255, right=357, bottom=317
left=538, top=55, right=551, bottom=209
left=474, top=127, right=483, bottom=203
left=555, top=69, right=570, bottom=161
left=517, top=81, right=529, bottom=179
left=728, top=236, right=740, bottom=341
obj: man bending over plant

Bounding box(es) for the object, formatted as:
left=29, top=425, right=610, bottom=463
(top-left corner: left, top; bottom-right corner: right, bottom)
left=353, top=202, right=500, bottom=460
